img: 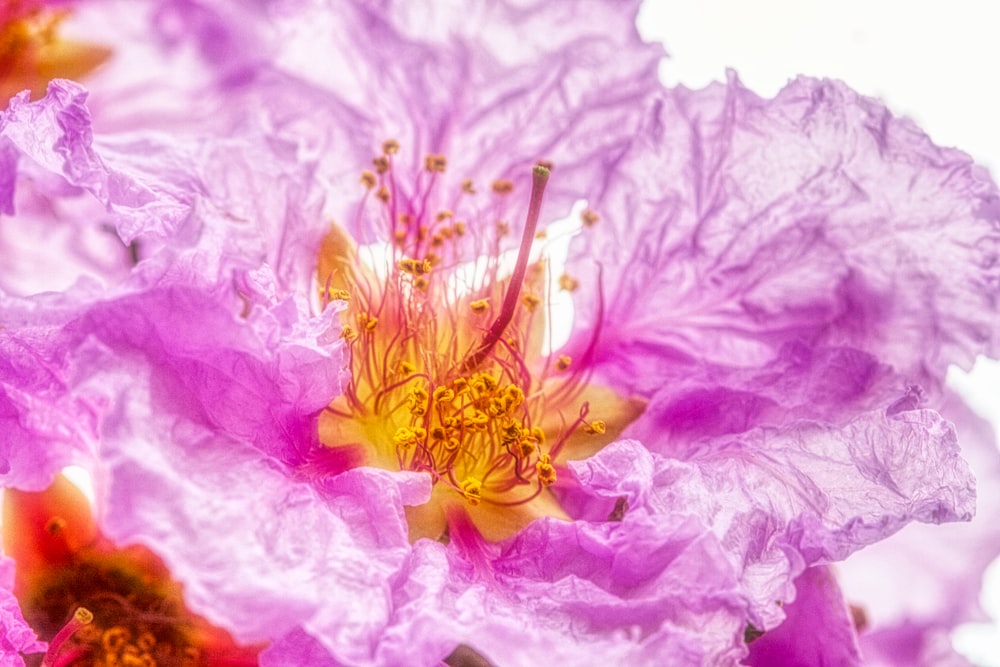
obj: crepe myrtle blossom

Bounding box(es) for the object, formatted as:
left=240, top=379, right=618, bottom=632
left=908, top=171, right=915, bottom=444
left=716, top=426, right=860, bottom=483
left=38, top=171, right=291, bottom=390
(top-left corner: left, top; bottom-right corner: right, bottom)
left=1, top=4, right=1000, bottom=667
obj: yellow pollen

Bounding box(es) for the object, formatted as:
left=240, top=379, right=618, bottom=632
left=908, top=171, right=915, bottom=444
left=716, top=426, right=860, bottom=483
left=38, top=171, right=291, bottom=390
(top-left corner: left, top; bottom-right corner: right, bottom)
left=382, top=139, right=400, bottom=155
left=461, top=179, right=476, bottom=194
left=470, top=299, right=489, bottom=314
left=425, top=154, right=447, bottom=172
left=522, top=293, right=541, bottom=312
left=581, top=209, right=600, bottom=227
left=558, top=273, right=579, bottom=291
left=536, top=454, right=556, bottom=486
left=433, top=386, right=456, bottom=403
left=373, top=156, right=390, bottom=174
left=397, top=360, right=416, bottom=376
left=102, top=626, right=130, bottom=654
left=491, top=179, right=514, bottom=194
left=408, top=385, right=429, bottom=416
left=585, top=420, right=607, bottom=435
left=453, top=221, right=466, bottom=236
left=327, top=288, right=350, bottom=301
left=398, top=258, right=432, bottom=276
left=357, top=312, right=378, bottom=331
left=375, top=186, right=391, bottom=203
left=436, top=210, right=453, bottom=222
left=393, top=426, right=425, bottom=450
left=461, top=478, right=483, bottom=505
left=413, top=276, right=429, bottom=291
left=340, top=325, right=357, bottom=341
left=555, top=355, right=572, bottom=372
left=360, top=170, right=377, bottom=189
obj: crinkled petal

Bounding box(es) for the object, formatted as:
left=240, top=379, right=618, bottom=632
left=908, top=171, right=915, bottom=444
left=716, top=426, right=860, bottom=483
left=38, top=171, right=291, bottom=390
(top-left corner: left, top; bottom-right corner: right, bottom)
left=569, top=419, right=972, bottom=634
left=839, top=391, right=1000, bottom=663
left=0, top=558, right=46, bottom=664
left=568, top=73, right=1000, bottom=399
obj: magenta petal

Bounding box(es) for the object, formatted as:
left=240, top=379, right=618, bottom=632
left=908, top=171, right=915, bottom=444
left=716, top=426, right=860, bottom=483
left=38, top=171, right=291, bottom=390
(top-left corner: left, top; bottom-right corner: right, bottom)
left=745, top=565, right=862, bottom=666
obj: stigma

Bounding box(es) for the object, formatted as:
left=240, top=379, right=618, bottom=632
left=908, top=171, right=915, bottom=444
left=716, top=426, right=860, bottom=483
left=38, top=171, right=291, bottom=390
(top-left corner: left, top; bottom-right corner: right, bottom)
left=318, top=143, right=641, bottom=541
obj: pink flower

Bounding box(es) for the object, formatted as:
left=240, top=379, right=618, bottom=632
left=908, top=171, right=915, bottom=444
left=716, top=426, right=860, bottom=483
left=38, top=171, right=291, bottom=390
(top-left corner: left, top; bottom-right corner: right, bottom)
left=1, top=2, right=997, bottom=666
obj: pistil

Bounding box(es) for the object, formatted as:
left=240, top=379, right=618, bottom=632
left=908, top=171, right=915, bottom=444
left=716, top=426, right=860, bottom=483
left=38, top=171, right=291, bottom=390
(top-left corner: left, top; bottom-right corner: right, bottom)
left=464, top=164, right=550, bottom=371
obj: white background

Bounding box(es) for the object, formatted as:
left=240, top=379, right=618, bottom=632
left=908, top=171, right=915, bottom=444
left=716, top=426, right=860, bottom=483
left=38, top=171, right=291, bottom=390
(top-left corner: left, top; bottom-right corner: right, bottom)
left=636, top=2, right=1000, bottom=664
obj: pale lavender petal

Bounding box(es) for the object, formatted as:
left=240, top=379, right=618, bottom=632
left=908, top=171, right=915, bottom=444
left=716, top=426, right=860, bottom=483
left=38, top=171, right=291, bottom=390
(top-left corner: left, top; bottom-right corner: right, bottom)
left=0, top=287, right=105, bottom=490
left=840, top=393, right=1000, bottom=663
left=568, top=73, right=1000, bottom=399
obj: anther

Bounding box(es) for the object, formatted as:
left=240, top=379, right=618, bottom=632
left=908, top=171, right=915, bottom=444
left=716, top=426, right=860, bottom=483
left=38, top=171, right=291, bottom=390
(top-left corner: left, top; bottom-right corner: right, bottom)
left=461, top=179, right=476, bottom=194
left=425, top=155, right=447, bottom=172
left=328, top=288, right=351, bottom=301
left=491, top=179, right=514, bottom=194
left=461, top=478, right=483, bottom=505
left=376, top=186, right=391, bottom=203
left=382, top=139, right=400, bottom=155
left=585, top=420, right=606, bottom=435
left=360, top=170, right=377, bottom=189
left=373, top=156, right=390, bottom=174
left=393, top=427, right=425, bottom=450
left=470, top=299, right=489, bottom=315
left=536, top=455, right=557, bottom=486
left=357, top=313, right=378, bottom=331
left=433, top=386, right=456, bottom=403
left=581, top=209, right=600, bottom=227
left=41, top=607, right=94, bottom=667
left=45, top=516, right=66, bottom=535
left=558, top=273, right=579, bottom=291
left=555, top=355, right=572, bottom=372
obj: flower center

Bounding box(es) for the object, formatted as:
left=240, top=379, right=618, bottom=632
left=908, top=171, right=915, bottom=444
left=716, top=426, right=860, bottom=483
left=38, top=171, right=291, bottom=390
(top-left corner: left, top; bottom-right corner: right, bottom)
left=318, top=143, right=636, bottom=541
